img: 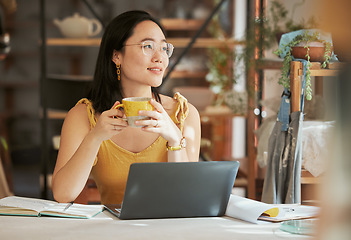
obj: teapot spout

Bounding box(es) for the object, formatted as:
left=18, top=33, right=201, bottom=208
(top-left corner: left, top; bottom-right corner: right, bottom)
left=53, top=19, right=62, bottom=27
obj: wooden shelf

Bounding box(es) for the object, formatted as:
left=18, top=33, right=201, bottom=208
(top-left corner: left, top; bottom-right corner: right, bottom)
left=46, top=109, right=67, bottom=120
left=169, top=70, right=207, bottom=79
left=257, top=59, right=345, bottom=72
left=0, top=112, right=39, bottom=120
left=309, top=69, right=341, bottom=77
left=38, top=108, right=67, bottom=120
left=200, top=111, right=246, bottom=118
left=257, top=59, right=283, bottom=70
left=46, top=38, right=101, bottom=47
left=47, top=74, right=93, bottom=82
left=7, top=21, right=38, bottom=29
left=47, top=19, right=204, bottom=44
left=161, top=18, right=205, bottom=31
left=170, top=38, right=241, bottom=48
left=295, top=62, right=345, bottom=77
left=0, top=81, right=38, bottom=88
left=46, top=37, right=241, bottom=48
left=301, top=170, right=321, bottom=184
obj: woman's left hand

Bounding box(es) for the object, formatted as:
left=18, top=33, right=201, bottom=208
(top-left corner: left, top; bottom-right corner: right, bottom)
left=135, top=99, right=182, bottom=146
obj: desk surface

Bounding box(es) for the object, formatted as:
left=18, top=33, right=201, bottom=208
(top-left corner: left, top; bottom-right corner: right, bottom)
left=0, top=211, right=312, bottom=240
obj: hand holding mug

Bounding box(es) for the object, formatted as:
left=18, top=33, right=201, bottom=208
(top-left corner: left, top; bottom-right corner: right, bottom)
left=136, top=99, right=183, bottom=146
left=90, top=101, right=127, bottom=142
left=114, top=97, right=154, bottom=127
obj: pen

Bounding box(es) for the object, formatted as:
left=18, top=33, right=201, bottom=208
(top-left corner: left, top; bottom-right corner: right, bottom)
left=63, top=201, right=74, bottom=211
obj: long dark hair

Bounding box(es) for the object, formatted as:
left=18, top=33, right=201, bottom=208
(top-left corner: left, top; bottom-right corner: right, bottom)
left=87, top=10, right=164, bottom=113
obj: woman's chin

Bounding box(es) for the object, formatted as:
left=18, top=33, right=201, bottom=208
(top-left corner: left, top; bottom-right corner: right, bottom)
left=151, top=78, right=163, bottom=88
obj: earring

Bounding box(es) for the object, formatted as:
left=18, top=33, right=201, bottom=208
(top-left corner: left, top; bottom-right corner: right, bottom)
left=116, top=64, right=121, bottom=81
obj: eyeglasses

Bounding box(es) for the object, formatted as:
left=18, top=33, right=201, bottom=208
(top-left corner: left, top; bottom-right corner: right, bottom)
left=124, top=40, right=174, bottom=58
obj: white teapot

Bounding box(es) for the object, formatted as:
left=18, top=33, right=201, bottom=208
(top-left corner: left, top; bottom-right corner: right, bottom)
left=53, top=13, right=102, bottom=38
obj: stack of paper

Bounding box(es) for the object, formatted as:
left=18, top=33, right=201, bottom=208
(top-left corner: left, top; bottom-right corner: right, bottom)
left=225, top=195, right=320, bottom=224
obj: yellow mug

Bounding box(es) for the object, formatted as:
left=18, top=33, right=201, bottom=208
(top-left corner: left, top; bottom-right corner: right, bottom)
left=114, top=97, right=153, bottom=127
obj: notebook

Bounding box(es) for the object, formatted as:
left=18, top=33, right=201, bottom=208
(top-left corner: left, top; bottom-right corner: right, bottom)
left=104, top=161, right=239, bottom=220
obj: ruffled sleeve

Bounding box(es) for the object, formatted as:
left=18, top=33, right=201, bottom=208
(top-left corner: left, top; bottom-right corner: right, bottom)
left=76, top=98, right=97, bottom=129
left=171, top=92, right=189, bottom=132
left=76, top=98, right=98, bottom=166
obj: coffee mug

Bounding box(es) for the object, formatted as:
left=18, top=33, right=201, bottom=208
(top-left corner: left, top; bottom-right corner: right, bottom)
left=114, top=97, right=153, bottom=127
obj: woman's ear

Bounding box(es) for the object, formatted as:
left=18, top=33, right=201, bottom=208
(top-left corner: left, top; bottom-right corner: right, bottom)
left=112, top=50, right=120, bottom=64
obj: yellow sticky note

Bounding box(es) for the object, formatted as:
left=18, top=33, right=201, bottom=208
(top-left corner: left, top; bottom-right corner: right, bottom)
left=263, top=207, right=279, bottom=217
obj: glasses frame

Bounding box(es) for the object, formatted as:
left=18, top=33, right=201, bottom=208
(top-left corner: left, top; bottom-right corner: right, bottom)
left=124, top=40, right=174, bottom=58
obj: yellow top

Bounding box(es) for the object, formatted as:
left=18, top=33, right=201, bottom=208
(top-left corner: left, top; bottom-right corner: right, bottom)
left=76, top=93, right=189, bottom=204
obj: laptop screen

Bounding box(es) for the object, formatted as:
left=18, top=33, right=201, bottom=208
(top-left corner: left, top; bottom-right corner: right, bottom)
left=106, top=161, right=239, bottom=220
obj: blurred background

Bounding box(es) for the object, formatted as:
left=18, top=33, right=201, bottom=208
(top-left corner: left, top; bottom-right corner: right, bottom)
left=0, top=0, right=344, bottom=217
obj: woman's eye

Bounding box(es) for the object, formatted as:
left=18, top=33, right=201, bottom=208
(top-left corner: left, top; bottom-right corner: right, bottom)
left=144, top=44, right=153, bottom=49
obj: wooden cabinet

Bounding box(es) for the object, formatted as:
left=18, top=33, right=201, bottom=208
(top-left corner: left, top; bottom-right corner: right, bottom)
left=200, top=114, right=234, bottom=162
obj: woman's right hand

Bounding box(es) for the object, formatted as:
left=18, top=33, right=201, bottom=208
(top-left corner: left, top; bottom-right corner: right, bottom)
left=90, top=101, right=128, bottom=142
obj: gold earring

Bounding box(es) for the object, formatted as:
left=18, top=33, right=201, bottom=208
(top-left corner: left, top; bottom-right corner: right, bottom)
left=116, top=64, right=121, bottom=81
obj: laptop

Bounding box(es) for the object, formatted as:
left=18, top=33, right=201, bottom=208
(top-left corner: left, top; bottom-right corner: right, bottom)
left=104, top=161, right=239, bottom=220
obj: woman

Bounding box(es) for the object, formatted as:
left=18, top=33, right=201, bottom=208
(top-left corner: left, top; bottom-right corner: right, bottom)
left=51, top=10, right=201, bottom=204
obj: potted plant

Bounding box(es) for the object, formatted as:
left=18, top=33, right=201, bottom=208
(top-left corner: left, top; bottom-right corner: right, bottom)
left=274, top=30, right=333, bottom=100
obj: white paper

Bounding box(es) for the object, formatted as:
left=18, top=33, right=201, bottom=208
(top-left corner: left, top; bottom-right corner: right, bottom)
left=261, top=204, right=320, bottom=222
left=225, top=195, right=285, bottom=224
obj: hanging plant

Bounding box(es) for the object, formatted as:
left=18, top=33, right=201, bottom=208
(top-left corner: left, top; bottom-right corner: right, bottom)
left=205, top=11, right=236, bottom=107
left=206, top=45, right=235, bottom=105
left=274, top=31, right=332, bottom=100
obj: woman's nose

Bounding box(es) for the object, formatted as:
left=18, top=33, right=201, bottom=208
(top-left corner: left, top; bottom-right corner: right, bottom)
left=152, top=49, right=163, bottom=63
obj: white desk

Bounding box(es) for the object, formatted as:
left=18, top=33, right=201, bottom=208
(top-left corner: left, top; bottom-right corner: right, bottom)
left=0, top=211, right=312, bottom=240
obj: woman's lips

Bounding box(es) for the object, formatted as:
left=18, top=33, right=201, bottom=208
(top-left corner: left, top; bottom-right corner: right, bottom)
left=147, top=67, right=163, bottom=74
